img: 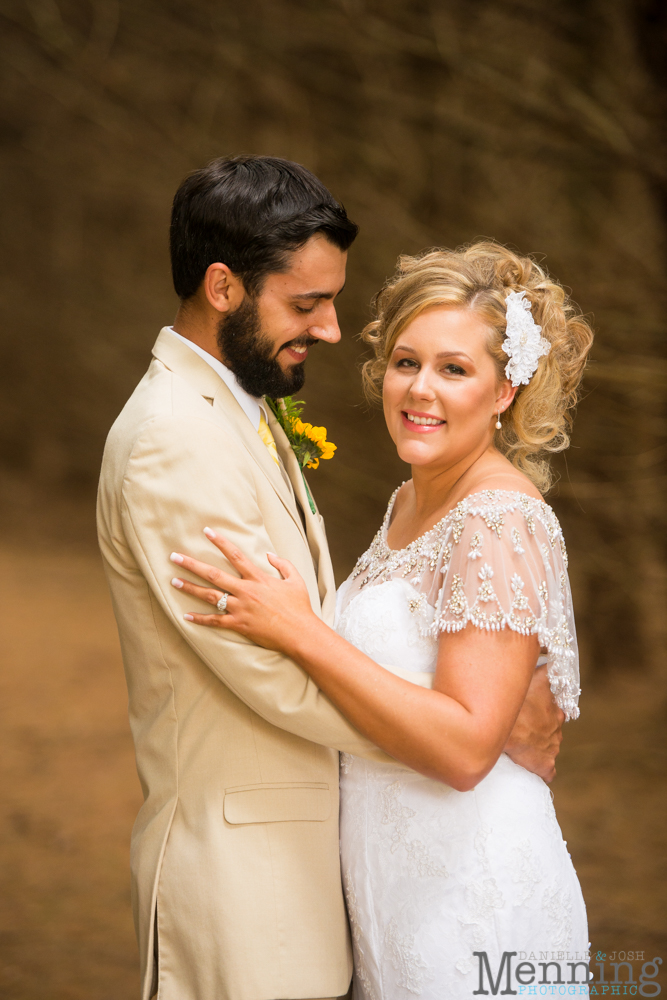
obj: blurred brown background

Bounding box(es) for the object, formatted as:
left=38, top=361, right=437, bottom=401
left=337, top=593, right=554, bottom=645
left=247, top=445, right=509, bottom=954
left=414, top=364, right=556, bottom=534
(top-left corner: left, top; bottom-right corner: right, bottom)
left=0, top=1, right=665, bottom=997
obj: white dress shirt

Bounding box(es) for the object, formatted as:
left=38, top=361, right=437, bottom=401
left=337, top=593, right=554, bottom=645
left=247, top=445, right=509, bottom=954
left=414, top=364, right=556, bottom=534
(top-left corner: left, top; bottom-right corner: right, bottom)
left=168, top=327, right=265, bottom=431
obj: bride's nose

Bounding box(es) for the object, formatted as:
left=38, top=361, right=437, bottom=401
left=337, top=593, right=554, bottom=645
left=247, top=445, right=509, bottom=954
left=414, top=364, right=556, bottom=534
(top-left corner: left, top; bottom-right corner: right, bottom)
left=408, top=366, right=437, bottom=401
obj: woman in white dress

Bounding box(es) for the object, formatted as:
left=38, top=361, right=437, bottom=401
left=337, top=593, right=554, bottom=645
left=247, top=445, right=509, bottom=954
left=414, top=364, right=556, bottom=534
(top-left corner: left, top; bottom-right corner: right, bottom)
left=172, top=241, right=594, bottom=997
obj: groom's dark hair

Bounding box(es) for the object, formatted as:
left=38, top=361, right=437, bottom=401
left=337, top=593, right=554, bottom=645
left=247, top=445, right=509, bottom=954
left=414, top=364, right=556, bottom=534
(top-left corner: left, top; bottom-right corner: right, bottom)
left=170, top=155, right=358, bottom=299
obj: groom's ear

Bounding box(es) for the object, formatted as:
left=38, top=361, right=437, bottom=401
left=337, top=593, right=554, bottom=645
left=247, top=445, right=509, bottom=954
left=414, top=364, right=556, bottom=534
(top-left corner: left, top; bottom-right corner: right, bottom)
left=203, top=262, right=246, bottom=315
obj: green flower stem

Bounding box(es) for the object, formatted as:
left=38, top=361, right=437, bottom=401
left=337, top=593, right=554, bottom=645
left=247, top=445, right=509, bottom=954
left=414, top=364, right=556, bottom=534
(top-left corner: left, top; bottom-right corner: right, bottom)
left=266, top=395, right=327, bottom=513
left=301, top=471, right=317, bottom=515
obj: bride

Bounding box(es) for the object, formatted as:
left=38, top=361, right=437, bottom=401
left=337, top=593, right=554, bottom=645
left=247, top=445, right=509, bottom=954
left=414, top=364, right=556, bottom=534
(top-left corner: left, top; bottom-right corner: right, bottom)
left=170, top=242, right=594, bottom=997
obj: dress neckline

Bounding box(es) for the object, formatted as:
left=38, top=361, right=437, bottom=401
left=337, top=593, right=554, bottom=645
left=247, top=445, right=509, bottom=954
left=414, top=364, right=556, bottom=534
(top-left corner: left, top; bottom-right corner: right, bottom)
left=382, top=485, right=550, bottom=554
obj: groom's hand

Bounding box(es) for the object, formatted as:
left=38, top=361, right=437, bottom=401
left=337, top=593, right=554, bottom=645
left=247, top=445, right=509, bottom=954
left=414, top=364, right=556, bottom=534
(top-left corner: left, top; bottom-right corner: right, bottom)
left=504, top=665, right=565, bottom=782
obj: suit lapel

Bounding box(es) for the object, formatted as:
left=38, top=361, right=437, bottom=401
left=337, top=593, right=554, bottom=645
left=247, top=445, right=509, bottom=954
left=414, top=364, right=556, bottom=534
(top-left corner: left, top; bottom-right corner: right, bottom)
left=151, top=329, right=307, bottom=542
left=267, top=409, right=336, bottom=616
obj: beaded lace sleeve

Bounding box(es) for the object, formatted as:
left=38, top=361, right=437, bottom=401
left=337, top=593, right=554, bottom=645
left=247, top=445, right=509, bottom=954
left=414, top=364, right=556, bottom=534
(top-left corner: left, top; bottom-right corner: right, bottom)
left=428, top=494, right=580, bottom=719
left=344, top=490, right=580, bottom=720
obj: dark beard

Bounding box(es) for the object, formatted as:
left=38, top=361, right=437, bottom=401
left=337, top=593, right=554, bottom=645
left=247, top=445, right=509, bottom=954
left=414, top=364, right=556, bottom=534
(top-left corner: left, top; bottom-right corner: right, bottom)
left=216, top=296, right=308, bottom=399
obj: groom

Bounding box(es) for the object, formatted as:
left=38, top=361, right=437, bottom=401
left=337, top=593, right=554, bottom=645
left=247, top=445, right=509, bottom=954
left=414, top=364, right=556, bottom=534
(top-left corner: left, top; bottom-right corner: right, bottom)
left=97, top=155, right=565, bottom=1000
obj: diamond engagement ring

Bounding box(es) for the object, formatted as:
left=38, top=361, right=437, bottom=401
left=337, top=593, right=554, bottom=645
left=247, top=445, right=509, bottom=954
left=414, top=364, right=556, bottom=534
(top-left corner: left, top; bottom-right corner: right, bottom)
left=216, top=593, right=229, bottom=613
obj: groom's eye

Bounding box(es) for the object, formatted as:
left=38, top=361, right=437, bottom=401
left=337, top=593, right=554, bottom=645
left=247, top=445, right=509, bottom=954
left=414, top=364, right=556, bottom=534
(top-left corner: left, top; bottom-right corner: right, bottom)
left=294, top=302, right=316, bottom=314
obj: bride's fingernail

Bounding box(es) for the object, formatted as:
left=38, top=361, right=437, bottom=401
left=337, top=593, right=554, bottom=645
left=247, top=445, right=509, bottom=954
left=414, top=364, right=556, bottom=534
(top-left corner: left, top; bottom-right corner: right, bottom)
left=267, top=552, right=277, bottom=558
left=203, top=527, right=216, bottom=539
left=170, top=552, right=184, bottom=564
left=184, top=614, right=194, bottom=621
left=171, top=578, right=183, bottom=589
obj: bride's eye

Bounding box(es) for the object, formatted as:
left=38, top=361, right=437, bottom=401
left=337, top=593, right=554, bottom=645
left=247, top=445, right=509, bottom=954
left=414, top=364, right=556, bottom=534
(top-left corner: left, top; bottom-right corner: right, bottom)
left=395, top=358, right=419, bottom=370
left=443, top=363, right=466, bottom=376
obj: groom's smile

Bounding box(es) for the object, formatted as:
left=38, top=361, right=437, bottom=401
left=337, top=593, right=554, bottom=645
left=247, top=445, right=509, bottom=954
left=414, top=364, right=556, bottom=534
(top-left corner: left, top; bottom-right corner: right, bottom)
left=260, top=233, right=348, bottom=372
left=280, top=337, right=318, bottom=365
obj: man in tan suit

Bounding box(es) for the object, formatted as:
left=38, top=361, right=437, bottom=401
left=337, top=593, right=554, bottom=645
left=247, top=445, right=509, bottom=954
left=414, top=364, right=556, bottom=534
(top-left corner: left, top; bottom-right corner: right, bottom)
left=97, top=156, right=564, bottom=1000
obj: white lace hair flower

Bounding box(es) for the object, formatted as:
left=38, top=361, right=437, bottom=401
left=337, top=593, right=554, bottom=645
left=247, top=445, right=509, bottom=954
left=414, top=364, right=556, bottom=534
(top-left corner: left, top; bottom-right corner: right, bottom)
left=502, top=290, right=551, bottom=387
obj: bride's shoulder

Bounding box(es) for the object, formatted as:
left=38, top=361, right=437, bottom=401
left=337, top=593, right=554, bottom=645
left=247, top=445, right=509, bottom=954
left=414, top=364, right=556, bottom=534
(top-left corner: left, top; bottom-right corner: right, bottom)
left=452, top=479, right=565, bottom=561
left=461, top=469, right=543, bottom=505
left=456, top=480, right=557, bottom=530
left=455, top=472, right=552, bottom=524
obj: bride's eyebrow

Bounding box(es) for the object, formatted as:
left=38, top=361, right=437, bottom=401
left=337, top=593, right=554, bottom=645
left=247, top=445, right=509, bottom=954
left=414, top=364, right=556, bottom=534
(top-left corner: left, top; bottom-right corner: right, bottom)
left=435, top=350, right=473, bottom=362
left=393, top=344, right=473, bottom=364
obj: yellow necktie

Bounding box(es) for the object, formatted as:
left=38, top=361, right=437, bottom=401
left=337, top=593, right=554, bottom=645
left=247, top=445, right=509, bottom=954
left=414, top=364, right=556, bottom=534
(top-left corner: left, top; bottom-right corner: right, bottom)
left=258, top=412, right=280, bottom=465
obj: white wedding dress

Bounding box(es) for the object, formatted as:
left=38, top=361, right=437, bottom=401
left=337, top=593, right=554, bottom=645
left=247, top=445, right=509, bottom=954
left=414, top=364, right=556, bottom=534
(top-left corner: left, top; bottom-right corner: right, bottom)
left=335, top=489, right=588, bottom=999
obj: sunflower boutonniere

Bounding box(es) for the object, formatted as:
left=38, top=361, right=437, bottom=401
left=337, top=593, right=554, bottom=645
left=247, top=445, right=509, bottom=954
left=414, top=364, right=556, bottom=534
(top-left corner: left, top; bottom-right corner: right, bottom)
left=265, top=396, right=337, bottom=513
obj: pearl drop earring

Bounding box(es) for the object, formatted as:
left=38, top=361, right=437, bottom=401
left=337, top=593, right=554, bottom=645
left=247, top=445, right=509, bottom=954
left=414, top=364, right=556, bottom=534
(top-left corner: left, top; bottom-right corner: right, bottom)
left=495, top=412, right=502, bottom=430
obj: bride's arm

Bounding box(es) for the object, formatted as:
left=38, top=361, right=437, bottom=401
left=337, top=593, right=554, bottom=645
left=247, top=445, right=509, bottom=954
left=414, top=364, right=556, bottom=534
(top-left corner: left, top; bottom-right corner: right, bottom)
left=171, top=532, right=539, bottom=791
left=289, top=620, right=536, bottom=792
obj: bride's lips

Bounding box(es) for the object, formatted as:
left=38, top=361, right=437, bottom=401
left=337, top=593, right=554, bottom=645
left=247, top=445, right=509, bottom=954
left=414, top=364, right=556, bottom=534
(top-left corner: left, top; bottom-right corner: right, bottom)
left=401, top=409, right=446, bottom=433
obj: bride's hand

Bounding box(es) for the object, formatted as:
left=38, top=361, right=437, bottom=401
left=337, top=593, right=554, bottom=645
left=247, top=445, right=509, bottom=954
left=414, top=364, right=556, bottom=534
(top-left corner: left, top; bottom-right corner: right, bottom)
left=169, top=529, right=315, bottom=653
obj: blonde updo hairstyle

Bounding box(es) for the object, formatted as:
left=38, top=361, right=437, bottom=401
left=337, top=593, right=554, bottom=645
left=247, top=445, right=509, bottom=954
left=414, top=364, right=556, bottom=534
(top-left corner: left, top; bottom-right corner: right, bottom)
left=362, top=240, right=594, bottom=493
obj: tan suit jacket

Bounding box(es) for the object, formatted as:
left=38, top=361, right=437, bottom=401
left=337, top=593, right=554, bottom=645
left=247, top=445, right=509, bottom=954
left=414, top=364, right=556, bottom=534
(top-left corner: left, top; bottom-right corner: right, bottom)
left=97, top=329, right=392, bottom=1000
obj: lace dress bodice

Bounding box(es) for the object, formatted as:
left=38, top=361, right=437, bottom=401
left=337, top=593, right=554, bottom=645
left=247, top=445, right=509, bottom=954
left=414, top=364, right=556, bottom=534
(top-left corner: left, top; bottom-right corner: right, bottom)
left=337, top=487, right=580, bottom=719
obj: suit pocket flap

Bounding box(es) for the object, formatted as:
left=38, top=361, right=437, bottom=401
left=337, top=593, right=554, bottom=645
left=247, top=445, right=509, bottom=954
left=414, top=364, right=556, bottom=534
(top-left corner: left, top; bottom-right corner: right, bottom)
left=223, top=782, right=331, bottom=825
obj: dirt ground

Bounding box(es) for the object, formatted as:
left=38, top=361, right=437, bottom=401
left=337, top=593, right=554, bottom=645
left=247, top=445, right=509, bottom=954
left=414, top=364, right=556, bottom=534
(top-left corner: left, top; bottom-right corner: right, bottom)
left=0, top=536, right=665, bottom=999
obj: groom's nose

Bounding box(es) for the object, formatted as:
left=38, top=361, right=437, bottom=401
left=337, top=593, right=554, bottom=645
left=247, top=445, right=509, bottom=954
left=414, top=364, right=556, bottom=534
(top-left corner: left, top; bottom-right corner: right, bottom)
left=307, top=301, right=342, bottom=344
